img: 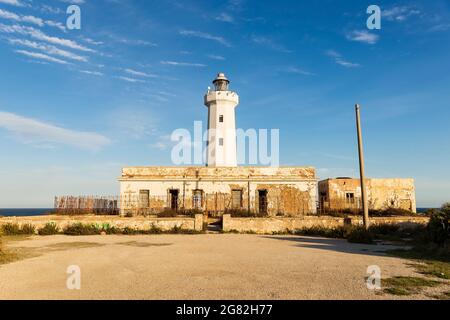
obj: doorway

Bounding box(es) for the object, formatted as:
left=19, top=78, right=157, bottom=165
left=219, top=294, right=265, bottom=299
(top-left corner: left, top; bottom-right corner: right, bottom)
left=169, top=189, right=179, bottom=211
left=258, top=190, right=268, bottom=215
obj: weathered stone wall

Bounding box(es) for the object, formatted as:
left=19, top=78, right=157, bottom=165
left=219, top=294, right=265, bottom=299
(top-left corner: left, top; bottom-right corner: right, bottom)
left=319, top=178, right=416, bottom=213
left=120, top=166, right=317, bottom=216
left=222, top=214, right=428, bottom=234
left=0, top=215, right=204, bottom=233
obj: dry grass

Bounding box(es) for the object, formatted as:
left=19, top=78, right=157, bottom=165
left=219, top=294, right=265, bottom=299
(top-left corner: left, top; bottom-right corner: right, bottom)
left=0, top=236, right=35, bottom=266
left=383, top=276, right=441, bottom=296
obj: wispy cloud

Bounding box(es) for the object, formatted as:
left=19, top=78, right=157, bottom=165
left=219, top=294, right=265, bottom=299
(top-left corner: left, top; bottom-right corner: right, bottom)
left=0, top=8, right=66, bottom=31
left=0, top=0, right=26, bottom=7
left=179, top=30, right=231, bottom=47
left=107, top=34, right=157, bottom=47
left=281, top=66, right=315, bottom=76
left=15, top=49, right=70, bottom=65
left=80, top=36, right=104, bottom=46
left=116, top=76, right=146, bottom=83
left=161, top=60, right=207, bottom=67
left=383, top=6, right=421, bottom=22
left=80, top=70, right=104, bottom=76
left=0, top=23, right=94, bottom=52
left=207, top=54, right=226, bottom=60
left=346, top=30, right=379, bottom=44
left=251, top=35, right=291, bottom=53
left=110, top=107, right=159, bottom=140
left=429, top=23, right=450, bottom=32
left=215, top=13, right=234, bottom=23
left=0, top=8, right=43, bottom=26
left=0, top=111, right=111, bottom=151
left=8, top=38, right=88, bottom=62
left=124, top=68, right=158, bottom=78
left=326, top=50, right=361, bottom=68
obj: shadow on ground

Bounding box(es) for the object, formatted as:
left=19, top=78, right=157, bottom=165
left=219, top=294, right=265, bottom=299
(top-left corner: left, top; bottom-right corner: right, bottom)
left=262, top=235, right=406, bottom=258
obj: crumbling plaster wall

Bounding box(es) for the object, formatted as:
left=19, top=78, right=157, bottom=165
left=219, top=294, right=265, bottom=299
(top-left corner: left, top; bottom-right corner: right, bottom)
left=319, top=178, right=416, bottom=213
left=119, top=167, right=317, bottom=216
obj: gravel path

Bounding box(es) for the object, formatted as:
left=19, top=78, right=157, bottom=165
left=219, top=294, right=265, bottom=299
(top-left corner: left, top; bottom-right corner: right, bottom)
left=0, top=234, right=442, bottom=300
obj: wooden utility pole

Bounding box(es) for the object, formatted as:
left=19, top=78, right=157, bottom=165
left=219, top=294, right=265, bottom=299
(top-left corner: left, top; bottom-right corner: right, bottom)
left=355, top=104, right=370, bottom=229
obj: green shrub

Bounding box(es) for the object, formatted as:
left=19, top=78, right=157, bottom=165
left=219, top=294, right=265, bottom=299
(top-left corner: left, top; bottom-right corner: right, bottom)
left=63, top=223, right=101, bottom=236
left=1, top=223, right=21, bottom=235
left=427, top=210, right=450, bottom=245
left=38, top=222, right=60, bottom=236
left=296, top=226, right=348, bottom=239
left=369, top=224, right=400, bottom=235
left=19, top=224, right=36, bottom=235
left=100, top=223, right=121, bottom=235
left=148, top=224, right=162, bottom=234
left=122, top=227, right=141, bottom=235
left=441, top=203, right=450, bottom=214
left=347, top=226, right=374, bottom=244
left=170, top=225, right=183, bottom=234
left=1, top=223, right=38, bottom=235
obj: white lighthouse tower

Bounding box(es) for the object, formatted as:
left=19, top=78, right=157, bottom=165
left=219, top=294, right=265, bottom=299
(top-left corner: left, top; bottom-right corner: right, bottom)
left=204, top=73, right=239, bottom=167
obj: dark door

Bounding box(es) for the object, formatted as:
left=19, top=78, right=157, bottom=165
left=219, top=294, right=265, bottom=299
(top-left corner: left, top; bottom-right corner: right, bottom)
left=258, top=190, right=268, bottom=215
left=170, top=190, right=179, bottom=211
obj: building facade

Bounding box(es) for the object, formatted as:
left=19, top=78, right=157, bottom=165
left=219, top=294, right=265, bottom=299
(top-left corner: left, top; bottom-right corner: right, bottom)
left=318, top=178, right=416, bottom=213
left=119, top=167, right=317, bottom=216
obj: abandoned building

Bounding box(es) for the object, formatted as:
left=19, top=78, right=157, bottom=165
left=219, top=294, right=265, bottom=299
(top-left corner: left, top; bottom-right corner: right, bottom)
left=119, top=73, right=318, bottom=216
left=318, top=178, right=417, bottom=213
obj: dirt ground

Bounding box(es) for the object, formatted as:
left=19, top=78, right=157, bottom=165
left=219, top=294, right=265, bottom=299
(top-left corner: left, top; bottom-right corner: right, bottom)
left=0, top=234, right=447, bottom=300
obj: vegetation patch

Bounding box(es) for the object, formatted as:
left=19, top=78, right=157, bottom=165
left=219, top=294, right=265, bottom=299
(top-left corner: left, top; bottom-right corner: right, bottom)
left=1, top=223, right=36, bottom=236
left=0, top=236, right=38, bottom=266
left=0, top=247, right=19, bottom=265
left=429, top=291, right=450, bottom=300
left=383, top=276, right=441, bottom=296
left=386, top=203, right=450, bottom=281
left=0, top=237, right=17, bottom=265
left=294, top=225, right=375, bottom=244
left=38, top=222, right=60, bottom=236
left=388, top=246, right=450, bottom=280
left=346, top=226, right=375, bottom=244
left=59, top=222, right=203, bottom=236
left=63, top=223, right=101, bottom=236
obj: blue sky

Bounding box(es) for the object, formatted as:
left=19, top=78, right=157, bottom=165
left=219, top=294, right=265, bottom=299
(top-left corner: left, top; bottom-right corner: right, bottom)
left=0, top=0, right=449, bottom=208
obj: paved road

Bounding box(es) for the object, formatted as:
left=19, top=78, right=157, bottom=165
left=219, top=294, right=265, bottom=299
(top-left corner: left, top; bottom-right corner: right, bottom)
left=0, top=234, right=437, bottom=299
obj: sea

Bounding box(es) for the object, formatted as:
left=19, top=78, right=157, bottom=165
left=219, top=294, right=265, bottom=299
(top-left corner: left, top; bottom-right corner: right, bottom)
left=0, top=209, right=54, bottom=217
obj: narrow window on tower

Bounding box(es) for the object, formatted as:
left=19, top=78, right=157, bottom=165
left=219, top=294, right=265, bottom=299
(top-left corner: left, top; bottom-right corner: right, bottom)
left=219, top=138, right=224, bottom=146
left=219, top=115, right=224, bottom=123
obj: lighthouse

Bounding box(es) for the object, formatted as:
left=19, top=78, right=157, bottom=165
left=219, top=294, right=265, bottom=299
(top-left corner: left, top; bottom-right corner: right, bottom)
left=204, top=73, right=239, bottom=167
left=120, top=72, right=318, bottom=217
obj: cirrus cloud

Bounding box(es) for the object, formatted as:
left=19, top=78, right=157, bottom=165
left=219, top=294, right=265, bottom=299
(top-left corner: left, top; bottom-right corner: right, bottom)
left=0, top=111, right=111, bottom=151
